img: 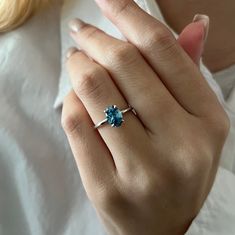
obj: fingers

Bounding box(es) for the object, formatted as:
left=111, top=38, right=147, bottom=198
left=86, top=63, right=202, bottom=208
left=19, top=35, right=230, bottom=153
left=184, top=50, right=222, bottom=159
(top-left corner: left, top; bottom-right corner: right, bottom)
left=68, top=19, right=181, bottom=132
left=94, top=0, right=218, bottom=116
left=66, top=49, right=148, bottom=171
left=61, top=90, right=115, bottom=191
left=178, top=21, right=207, bottom=65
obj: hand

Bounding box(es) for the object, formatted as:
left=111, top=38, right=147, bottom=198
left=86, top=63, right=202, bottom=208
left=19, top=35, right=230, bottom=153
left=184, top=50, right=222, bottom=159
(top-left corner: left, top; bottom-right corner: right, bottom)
left=61, top=1, right=229, bottom=234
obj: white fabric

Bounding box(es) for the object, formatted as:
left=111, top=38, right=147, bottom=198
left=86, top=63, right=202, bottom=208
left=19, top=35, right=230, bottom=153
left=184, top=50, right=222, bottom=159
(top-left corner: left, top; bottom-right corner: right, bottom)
left=0, top=3, right=104, bottom=235
left=213, top=64, right=235, bottom=100
left=0, top=0, right=234, bottom=235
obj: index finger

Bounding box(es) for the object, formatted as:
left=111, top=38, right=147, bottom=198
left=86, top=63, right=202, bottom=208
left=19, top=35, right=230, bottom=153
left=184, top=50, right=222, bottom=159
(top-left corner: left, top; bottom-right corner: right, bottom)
left=94, top=0, right=220, bottom=117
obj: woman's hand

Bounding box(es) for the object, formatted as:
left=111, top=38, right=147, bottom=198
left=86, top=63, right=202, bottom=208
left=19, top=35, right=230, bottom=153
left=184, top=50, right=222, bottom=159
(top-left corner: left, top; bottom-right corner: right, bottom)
left=61, top=1, right=230, bottom=234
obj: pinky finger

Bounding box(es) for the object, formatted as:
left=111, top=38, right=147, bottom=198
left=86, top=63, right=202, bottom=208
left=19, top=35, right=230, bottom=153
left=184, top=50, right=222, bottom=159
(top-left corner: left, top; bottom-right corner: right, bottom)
left=61, top=90, right=116, bottom=197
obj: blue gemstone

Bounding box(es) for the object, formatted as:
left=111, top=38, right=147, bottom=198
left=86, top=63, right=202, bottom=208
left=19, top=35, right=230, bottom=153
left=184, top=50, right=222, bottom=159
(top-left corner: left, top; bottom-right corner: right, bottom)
left=105, top=105, right=123, bottom=127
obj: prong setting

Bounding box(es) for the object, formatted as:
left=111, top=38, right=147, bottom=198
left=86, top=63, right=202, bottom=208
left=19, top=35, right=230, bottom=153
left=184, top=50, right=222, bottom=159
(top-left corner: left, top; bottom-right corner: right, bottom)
left=95, top=104, right=134, bottom=129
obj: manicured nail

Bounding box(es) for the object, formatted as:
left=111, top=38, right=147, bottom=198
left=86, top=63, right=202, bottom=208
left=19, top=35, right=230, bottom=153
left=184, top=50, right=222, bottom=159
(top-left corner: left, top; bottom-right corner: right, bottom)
left=68, top=18, right=86, bottom=33
left=193, top=14, right=210, bottom=42
left=66, top=47, right=78, bottom=59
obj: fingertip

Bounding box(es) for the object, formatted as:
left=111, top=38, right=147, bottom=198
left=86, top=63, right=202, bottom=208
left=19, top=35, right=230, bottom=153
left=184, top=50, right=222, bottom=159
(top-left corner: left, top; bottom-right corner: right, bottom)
left=178, top=21, right=206, bottom=65
left=193, top=14, right=210, bottom=42
left=181, top=21, right=205, bottom=44
left=69, top=18, right=86, bottom=33
left=66, top=47, right=79, bottom=59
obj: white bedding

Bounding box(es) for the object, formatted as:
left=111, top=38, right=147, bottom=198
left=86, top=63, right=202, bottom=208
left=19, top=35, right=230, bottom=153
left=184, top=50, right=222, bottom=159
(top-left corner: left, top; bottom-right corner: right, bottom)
left=0, top=0, right=235, bottom=234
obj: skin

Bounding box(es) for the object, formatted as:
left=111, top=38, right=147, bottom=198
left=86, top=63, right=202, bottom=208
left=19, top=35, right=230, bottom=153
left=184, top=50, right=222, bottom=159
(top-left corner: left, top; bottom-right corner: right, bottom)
left=62, top=0, right=230, bottom=234
left=156, top=0, right=235, bottom=72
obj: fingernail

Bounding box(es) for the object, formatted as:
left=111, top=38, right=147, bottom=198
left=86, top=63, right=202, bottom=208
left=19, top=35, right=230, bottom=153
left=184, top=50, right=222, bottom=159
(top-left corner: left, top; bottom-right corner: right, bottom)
left=66, top=47, right=78, bottom=59
left=68, top=18, right=86, bottom=33
left=193, top=14, right=210, bottom=42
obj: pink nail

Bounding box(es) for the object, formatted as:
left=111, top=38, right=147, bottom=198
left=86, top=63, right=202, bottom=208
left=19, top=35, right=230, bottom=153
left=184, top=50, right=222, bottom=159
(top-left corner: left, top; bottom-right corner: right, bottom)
left=66, top=47, right=78, bottom=59
left=68, top=18, right=86, bottom=33
left=193, top=14, right=210, bottom=42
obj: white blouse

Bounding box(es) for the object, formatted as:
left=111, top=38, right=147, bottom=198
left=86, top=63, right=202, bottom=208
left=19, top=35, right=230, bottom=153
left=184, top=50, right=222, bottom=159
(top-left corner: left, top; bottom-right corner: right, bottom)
left=0, top=0, right=234, bottom=234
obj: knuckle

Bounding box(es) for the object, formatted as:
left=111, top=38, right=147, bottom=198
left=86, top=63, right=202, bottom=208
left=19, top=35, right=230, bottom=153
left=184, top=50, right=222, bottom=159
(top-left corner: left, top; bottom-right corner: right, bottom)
left=106, top=43, right=138, bottom=65
left=215, top=112, right=230, bottom=139
left=208, top=108, right=230, bottom=140
left=81, top=25, right=100, bottom=40
left=77, top=67, right=105, bottom=99
left=145, top=27, right=176, bottom=53
left=184, top=153, right=212, bottom=181
left=164, top=152, right=211, bottom=202
left=104, top=0, right=133, bottom=19
left=93, top=185, right=124, bottom=211
left=61, top=111, right=82, bottom=134
left=127, top=169, right=160, bottom=198
left=113, top=0, right=131, bottom=18
left=167, top=142, right=212, bottom=185
left=139, top=178, right=159, bottom=197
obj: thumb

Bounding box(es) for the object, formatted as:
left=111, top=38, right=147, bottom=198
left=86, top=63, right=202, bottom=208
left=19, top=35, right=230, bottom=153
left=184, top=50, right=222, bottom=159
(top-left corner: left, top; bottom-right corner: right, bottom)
left=178, top=14, right=210, bottom=65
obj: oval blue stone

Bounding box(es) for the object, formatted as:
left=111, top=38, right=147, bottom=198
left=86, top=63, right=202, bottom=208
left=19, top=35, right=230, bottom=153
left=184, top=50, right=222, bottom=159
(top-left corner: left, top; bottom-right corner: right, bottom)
left=105, top=105, right=123, bottom=127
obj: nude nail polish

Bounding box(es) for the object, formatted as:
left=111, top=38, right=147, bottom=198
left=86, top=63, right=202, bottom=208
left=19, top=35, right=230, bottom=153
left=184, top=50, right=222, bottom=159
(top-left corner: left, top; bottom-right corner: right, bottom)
left=68, top=18, right=86, bottom=33
left=193, top=14, right=210, bottom=42
left=66, top=47, right=78, bottom=59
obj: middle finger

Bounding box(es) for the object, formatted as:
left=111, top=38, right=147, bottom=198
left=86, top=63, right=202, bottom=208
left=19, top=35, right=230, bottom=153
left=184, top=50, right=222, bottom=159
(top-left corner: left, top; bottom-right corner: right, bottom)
left=69, top=19, right=181, bottom=133
left=66, top=49, right=149, bottom=171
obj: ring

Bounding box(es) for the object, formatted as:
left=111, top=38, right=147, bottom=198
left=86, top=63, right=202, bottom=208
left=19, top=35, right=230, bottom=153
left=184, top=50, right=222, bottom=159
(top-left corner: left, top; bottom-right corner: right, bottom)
left=94, top=104, right=137, bottom=129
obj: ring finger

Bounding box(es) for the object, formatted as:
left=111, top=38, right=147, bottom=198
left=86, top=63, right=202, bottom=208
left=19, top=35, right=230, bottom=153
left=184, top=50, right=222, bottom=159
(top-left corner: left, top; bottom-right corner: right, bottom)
left=66, top=48, right=149, bottom=171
